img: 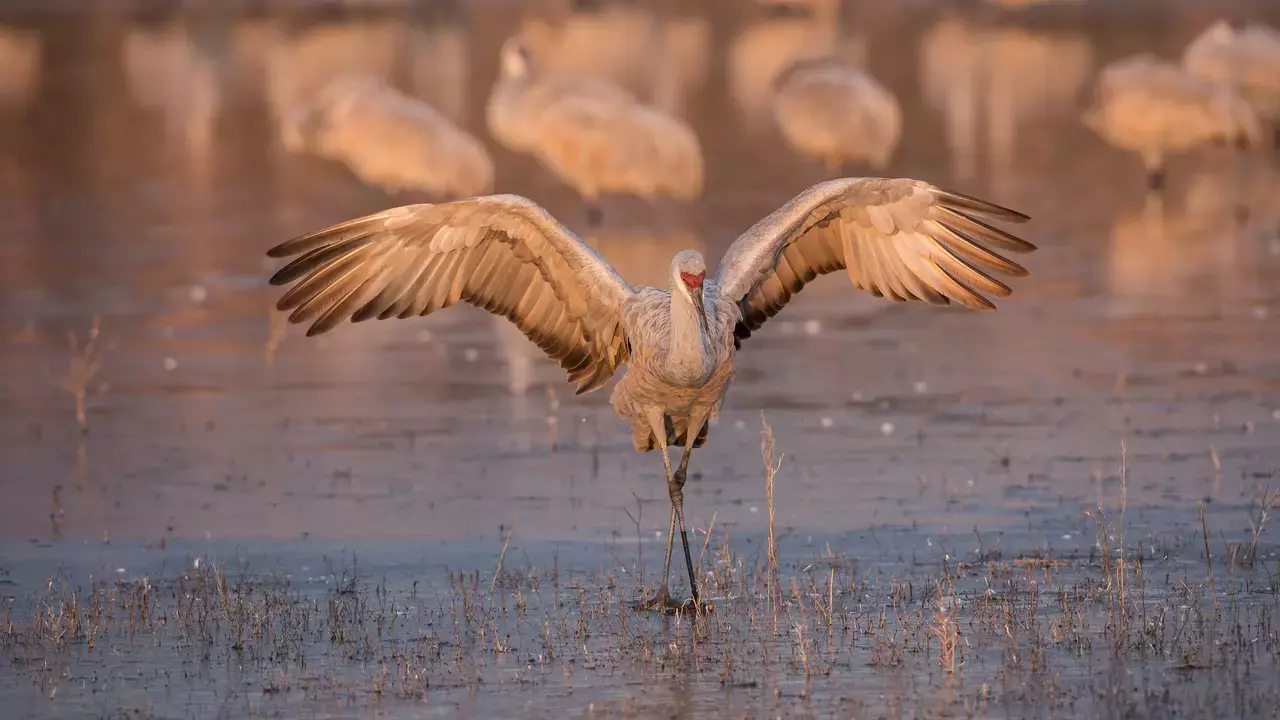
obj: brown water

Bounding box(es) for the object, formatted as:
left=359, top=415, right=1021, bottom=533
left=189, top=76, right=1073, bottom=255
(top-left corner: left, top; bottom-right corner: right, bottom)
left=1, top=0, right=1279, bottom=717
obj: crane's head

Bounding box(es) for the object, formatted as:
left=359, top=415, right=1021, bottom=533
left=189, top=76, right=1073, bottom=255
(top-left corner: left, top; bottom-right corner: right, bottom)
left=671, top=250, right=707, bottom=303
left=499, top=35, right=533, bottom=79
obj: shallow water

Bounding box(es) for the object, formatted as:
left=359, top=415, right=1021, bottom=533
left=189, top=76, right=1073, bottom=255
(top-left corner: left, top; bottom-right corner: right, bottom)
left=1, top=0, right=1279, bottom=717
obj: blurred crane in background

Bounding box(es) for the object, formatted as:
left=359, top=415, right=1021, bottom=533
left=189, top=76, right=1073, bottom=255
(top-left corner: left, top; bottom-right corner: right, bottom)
left=728, top=0, right=860, bottom=135
left=1083, top=54, right=1262, bottom=190
left=283, top=74, right=493, bottom=199
left=485, top=34, right=704, bottom=226
left=1183, top=20, right=1280, bottom=146
left=771, top=55, right=901, bottom=174
left=122, top=22, right=222, bottom=171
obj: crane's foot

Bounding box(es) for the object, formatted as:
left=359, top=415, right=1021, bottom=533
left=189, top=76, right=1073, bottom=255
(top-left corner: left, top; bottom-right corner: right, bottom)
left=585, top=204, right=603, bottom=227
left=631, top=584, right=714, bottom=615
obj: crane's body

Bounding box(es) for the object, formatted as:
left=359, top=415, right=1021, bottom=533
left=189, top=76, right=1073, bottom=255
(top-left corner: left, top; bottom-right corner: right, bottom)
left=613, top=280, right=737, bottom=452
left=265, top=177, right=1035, bottom=613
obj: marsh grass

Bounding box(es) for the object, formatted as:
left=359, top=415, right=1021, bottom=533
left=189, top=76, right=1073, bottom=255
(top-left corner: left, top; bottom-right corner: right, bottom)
left=761, top=412, right=784, bottom=633
left=2, top=444, right=1278, bottom=716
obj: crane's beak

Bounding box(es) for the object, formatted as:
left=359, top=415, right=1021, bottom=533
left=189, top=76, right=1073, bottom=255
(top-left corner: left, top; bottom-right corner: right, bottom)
left=689, top=275, right=708, bottom=329
left=679, top=270, right=708, bottom=330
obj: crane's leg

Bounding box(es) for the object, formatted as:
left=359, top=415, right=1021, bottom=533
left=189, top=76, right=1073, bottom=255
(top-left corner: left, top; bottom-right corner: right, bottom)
left=1142, top=151, right=1165, bottom=193
left=583, top=188, right=603, bottom=228
left=632, top=409, right=695, bottom=613
left=672, top=409, right=712, bottom=609
left=631, top=505, right=679, bottom=612
left=1146, top=167, right=1166, bottom=193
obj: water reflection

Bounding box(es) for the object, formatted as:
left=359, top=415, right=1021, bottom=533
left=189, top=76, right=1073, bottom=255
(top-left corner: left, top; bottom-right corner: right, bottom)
left=584, top=229, right=704, bottom=289
left=0, top=25, right=40, bottom=109
left=122, top=22, right=223, bottom=169
left=407, top=21, right=472, bottom=124
left=1107, top=170, right=1267, bottom=311
left=919, top=18, right=1094, bottom=193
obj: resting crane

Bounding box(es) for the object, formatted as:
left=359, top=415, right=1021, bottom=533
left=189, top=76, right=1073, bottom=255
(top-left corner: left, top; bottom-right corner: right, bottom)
left=282, top=74, right=493, bottom=199
left=1083, top=54, right=1261, bottom=190
left=265, top=178, right=1035, bottom=612
left=485, top=35, right=703, bottom=225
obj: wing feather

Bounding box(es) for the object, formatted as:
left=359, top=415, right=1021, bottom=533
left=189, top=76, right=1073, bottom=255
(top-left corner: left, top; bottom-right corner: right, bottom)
left=267, top=195, right=633, bottom=393
left=714, top=178, right=1034, bottom=343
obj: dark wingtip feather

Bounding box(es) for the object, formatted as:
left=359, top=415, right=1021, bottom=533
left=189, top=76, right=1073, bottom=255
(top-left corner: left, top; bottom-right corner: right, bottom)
left=936, top=189, right=1031, bottom=223
left=266, top=242, right=295, bottom=259
left=268, top=266, right=295, bottom=285
left=939, top=208, right=1038, bottom=254
left=267, top=211, right=391, bottom=259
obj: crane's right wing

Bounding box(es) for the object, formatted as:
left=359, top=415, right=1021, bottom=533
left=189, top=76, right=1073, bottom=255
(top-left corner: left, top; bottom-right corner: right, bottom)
left=713, top=178, right=1034, bottom=346
left=267, top=195, right=633, bottom=394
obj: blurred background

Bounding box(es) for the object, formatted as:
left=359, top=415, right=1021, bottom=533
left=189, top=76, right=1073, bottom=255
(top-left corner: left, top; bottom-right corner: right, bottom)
left=1, top=0, right=1278, bottom=551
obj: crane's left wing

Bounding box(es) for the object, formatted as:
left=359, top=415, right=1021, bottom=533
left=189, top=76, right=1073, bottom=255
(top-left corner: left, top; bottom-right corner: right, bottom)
left=266, top=195, right=633, bottom=394
left=713, top=177, right=1034, bottom=345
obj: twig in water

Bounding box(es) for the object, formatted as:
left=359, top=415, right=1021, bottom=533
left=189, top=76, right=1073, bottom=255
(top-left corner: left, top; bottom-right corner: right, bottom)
left=63, top=317, right=106, bottom=433
left=1245, top=470, right=1278, bottom=568
left=695, top=511, right=716, bottom=586
left=546, top=386, right=560, bottom=452
left=624, top=492, right=644, bottom=581
left=490, top=517, right=516, bottom=597
left=1199, top=503, right=1218, bottom=613
left=265, top=304, right=287, bottom=364
left=761, top=412, right=785, bottom=632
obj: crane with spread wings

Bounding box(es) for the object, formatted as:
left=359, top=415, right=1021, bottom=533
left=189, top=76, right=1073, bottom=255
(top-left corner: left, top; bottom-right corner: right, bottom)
left=265, top=177, right=1035, bottom=613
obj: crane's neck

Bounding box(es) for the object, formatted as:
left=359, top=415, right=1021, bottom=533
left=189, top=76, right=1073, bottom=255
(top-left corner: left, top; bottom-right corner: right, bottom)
left=666, top=286, right=713, bottom=384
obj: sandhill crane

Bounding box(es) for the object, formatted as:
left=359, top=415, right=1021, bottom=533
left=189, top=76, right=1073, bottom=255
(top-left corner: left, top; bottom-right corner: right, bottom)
left=264, top=177, right=1034, bottom=612
left=1083, top=54, right=1261, bottom=190
left=283, top=74, right=494, bottom=199
left=513, top=11, right=711, bottom=117
left=1183, top=20, right=1280, bottom=144
left=264, top=19, right=404, bottom=145
left=772, top=56, right=901, bottom=174
left=485, top=35, right=704, bottom=225
left=728, top=0, right=860, bottom=135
